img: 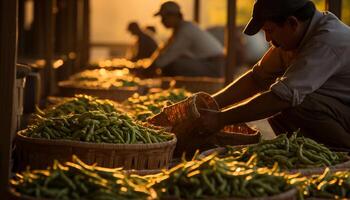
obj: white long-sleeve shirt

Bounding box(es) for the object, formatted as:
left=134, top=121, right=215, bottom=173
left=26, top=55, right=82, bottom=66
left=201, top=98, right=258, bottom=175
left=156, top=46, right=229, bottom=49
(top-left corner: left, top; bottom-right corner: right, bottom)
left=154, top=21, right=224, bottom=67
left=252, top=11, right=350, bottom=106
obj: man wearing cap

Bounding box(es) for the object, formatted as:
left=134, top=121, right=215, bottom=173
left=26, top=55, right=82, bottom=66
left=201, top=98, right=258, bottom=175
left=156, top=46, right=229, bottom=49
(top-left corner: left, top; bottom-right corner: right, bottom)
left=144, top=1, right=225, bottom=77
left=197, top=0, right=350, bottom=148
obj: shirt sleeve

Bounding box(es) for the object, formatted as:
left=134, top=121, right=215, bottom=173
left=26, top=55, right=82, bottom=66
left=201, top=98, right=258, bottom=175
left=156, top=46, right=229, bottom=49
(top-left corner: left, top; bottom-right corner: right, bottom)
left=153, top=27, right=192, bottom=67
left=270, top=42, right=342, bottom=106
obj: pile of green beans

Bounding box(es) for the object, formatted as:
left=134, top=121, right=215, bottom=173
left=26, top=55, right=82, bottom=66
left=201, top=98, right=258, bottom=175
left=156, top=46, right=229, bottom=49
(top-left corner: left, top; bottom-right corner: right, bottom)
left=35, top=94, right=117, bottom=119
left=226, top=132, right=347, bottom=169
left=149, top=154, right=296, bottom=199
left=124, top=88, right=191, bottom=121
left=305, top=168, right=350, bottom=199
left=10, top=155, right=156, bottom=200
left=26, top=110, right=174, bottom=144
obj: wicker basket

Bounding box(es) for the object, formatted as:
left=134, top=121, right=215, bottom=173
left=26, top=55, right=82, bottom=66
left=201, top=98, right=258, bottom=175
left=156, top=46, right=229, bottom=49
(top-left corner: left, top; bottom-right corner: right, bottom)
left=199, top=147, right=350, bottom=176
left=161, top=188, right=298, bottom=200
left=58, top=80, right=145, bottom=102
left=161, top=76, right=225, bottom=94
left=15, top=130, right=176, bottom=171
left=9, top=187, right=298, bottom=200
left=216, top=124, right=261, bottom=146
left=148, top=92, right=219, bottom=157
left=9, top=189, right=49, bottom=200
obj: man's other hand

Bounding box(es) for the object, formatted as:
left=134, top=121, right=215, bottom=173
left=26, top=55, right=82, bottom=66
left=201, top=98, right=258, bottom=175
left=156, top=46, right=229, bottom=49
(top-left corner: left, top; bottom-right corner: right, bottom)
left=197, top=108, right=223, bottom=135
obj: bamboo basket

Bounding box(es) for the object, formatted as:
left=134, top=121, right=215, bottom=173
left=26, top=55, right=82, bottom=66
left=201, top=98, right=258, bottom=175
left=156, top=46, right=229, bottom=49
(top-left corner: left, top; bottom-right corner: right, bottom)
left=216, top=124, right=261, bottom=146
left=9, top=188, right=298, bottom=200
left=161, top=188, right=298, bottom=200
left=9, top=189, right=49, bottom=200
left=161, top=76, right=225, bottom=94
left=58, top=80, right=145, bottom=102
left=15, top=130, right=176, bottom=171
left=148, top=92, right=220, bottom=157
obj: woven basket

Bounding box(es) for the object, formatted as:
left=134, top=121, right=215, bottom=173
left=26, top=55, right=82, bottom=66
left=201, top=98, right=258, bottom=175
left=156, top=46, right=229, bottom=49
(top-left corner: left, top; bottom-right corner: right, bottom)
left=58, top=80, right=145, bottom=102
left=9, top=188, right=298, bottom=200
left=161, top=76, right=225, bottom=94
left=148, top=92, right=219, bottom=157
left=199, top=147, right=350, bottom=176
left=161, top=188, right=298, bottom=200
left=216, top=124, right=261, bottom=146
left=9, top=189, right=49, bottom=200
left=15, top=130, right=176, bottom=171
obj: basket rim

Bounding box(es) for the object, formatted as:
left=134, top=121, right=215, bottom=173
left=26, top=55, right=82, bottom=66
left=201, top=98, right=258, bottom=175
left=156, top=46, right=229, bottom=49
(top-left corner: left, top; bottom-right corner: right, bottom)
left=161, top=187, right=298, bottom=200
left=58, top=80, right=140, bottom=91
left=16, top=129, right=177, bottom=150
left=216, top=130, right=261, bottom=137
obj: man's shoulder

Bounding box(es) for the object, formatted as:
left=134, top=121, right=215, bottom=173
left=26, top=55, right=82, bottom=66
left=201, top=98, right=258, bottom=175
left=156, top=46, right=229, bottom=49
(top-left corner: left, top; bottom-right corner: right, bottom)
left=311, top=11, right=350, bottom=45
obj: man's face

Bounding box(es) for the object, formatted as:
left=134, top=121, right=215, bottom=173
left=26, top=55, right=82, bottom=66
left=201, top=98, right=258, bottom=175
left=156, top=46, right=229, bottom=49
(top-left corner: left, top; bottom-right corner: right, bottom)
left=262, top=20, right=300, bottom=51
left=160, top=14, right=176, bottom=28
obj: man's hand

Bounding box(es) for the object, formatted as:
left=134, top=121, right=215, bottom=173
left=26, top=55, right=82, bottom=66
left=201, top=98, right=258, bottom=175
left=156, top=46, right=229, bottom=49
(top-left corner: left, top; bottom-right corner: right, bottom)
left=197, top=108, right=223, bottom=135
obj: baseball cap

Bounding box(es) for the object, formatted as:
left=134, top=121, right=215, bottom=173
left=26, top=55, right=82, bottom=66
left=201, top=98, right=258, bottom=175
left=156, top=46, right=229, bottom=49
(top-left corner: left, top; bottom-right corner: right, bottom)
left=243, top=0, right=310, bottom=35
left=154, top=1, right=181, bottom=16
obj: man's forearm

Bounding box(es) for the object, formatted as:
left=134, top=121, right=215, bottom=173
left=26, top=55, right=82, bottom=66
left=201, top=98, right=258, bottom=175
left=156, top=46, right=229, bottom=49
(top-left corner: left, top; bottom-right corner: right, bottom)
left=219, top=91, right=291, bottom=125
left=213, top=70, right=265, bottom=108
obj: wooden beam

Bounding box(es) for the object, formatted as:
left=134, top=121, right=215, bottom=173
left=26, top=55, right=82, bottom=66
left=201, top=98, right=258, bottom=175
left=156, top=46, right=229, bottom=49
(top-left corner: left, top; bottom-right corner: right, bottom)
left=225, top=0, right=237, bottom=84
left=194, top=0, right=200, bottom=23
left=76, top=0, right=90, bottom=72
left=0, top=0, right=17, bottom=197
left=55, top=0, right=77, bottom=81
left=81, top=0, right=90, bottom=69
left=326, top=0, right=342, bottom=19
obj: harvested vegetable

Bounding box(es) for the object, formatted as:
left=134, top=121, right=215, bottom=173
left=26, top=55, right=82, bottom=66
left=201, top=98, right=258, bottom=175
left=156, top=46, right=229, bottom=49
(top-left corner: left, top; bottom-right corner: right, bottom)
left=149, top=153, right=299, bottom=199
left=306, top=168, right=350, bottom=199
left=26, top=111, right=174, bottom=144
left=68, top=68, right=139, bottom=89
left=35, top=94, right=117, bottom=119
left=10, top=155, right=156, bottom=200
left=225, top=132, right=347, bottom=169
left=124, top=88, right=191, bottom=121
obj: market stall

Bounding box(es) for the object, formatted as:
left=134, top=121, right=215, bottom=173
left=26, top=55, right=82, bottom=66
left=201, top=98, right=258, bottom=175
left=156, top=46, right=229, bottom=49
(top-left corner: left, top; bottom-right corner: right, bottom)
left=2, top=0, right=350, bottom=199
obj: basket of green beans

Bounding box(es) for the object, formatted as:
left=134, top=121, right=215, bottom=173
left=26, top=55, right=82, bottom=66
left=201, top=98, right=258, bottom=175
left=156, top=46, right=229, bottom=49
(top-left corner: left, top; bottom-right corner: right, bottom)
left=148, top=153, right=301, bottom=200
left=200, top=132, right=350, bottom=175
left=123, top=88, right=191, bottom=121
left=10, top=155, right=157, bottom=200
left=58, top=78, right=144, bottom=102
left=16, top=111, right=176, bottom=170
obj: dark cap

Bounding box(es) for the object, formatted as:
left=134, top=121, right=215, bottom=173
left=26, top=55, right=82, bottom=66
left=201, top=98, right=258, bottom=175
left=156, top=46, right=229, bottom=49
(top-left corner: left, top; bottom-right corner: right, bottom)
left=154, top=1, right=181, bottom=17
left=243, top=0, right=310, bottom=35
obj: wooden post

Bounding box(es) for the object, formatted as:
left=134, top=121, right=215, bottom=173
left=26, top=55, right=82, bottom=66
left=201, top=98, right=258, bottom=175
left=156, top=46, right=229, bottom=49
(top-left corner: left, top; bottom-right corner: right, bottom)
left=80, top=0, right=90, bottom=70
left=55, top=0, right=77, bottom=81
left=194, top=0, right=200, bottom=23
left=0, top=0, right=17, bottom=197
left=225, top=0, right=237, bottom=84
left=32, top=0, right=56, bottom=97
left=45, top=0, right=56, bottom=95
left=75, top=0, right=90, bottom=72
left=326, top=0, right=342, bottom=19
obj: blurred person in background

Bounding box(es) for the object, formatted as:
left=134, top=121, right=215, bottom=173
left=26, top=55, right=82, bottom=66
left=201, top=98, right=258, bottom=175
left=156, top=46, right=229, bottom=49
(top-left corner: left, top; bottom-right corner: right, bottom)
left=127, top=22, right=158, bottom=62
left=143, top=1, right=225, bottom=77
